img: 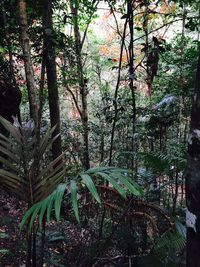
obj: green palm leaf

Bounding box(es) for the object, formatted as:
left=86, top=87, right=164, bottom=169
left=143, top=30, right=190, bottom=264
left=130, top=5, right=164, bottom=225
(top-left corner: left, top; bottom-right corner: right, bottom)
left=54, top=184, right=66, bottom=222
left=110, top=173, right=142, bottom=196
left=21, top=167, right=143, bottom=230
left=80, top=173, right=101, bottom=203
left=96, top=171, right=126, bottom=198
left=20, top=183, right=67, bottom=230
left=70, top=180, right=80, bottom=224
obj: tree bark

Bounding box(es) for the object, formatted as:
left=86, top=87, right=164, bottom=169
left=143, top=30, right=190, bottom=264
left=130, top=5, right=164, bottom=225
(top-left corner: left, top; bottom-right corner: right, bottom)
left=43, top=0, right=62, bottom=159
left=70, top=0, right=90, bottom=169
left=186, top=50, right=200, bottom=267
left=18, top=0, right=38, bottom=124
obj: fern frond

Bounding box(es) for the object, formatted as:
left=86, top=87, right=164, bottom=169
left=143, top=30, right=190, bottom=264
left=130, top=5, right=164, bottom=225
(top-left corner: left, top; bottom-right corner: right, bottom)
left=153, top=230, right=186, bottom=260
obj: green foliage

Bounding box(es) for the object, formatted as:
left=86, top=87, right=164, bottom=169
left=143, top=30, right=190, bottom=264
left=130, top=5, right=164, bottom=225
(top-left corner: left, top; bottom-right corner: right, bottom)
left=154, top=230, right=185, bottom=261
left=20, top=183, right=66, bottom=230
left=20, top=166, right=143, bottom=230
left=0, top=249, right=10, bottom=257
left=0, top=233, right=10, bottom=260
left=0, top=116, right=66, bottom=204
left=139, top=227, right=185, bottom=267
left=0, top=0, right=194, bottom=264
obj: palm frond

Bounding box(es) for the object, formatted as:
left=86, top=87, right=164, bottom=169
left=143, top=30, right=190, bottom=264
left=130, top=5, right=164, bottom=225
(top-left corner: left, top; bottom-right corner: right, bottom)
left=70, top=180, right=80, bottom=223
left=80, top=173, right=101, bottom=203
left=20, top=167, right=143, bottom=230
left=0, top=116, right=23, bottom=144
left=20, top=183, right=67, bottom=230
left=0, top=116, right=66, bottom=205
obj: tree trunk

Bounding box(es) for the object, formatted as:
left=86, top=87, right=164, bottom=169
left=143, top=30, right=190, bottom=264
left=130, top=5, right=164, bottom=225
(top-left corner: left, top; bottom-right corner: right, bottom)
left=70, top=0, right=90, bottom=169
left=18, top=0, right=38, bottom=124
left=186, top=50, right=200, bottom=267
left=43, top=0, right=62, bottom=159
left=127, top=0, right=136, bottom=170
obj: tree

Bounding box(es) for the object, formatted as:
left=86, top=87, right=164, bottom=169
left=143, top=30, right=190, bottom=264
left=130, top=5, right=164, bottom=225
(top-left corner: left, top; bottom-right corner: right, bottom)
left=68, top=0, right=93, bottom=170
left=1, top=0, right=199, bottom=265
left=43, top=0, right=62, bottom=159
left=18, top=0, right=38, bottom=124
left=186, top=50, right=200, bottom=267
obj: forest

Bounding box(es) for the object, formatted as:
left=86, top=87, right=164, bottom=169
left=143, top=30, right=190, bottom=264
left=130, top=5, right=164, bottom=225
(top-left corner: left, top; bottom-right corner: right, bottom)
left=0, top=0, right=199, bottom=266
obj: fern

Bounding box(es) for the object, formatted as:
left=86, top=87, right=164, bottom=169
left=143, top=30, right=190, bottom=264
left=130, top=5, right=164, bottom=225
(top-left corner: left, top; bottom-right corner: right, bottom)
left=153, top=230, right=186, bottom=261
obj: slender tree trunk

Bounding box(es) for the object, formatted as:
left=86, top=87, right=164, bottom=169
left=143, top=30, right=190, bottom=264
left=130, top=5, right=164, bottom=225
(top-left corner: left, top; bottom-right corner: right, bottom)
left=143, top=0, right=151, bottom=98
left=186, top=50, right=200, bottom=267
left=127, top=0, right=136, bottom=170
left=70, top=0, right=90, bottom=169
left=43, top=0, right=62, bottom=159
left=109, top=16, right=128, bottom=166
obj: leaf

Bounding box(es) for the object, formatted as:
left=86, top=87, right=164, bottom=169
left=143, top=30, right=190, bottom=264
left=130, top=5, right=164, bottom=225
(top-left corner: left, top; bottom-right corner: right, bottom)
left=35, top=168, right=66, bottom=203
left=0, top=116, right=22, bottom=144
left=39, top=197, right=49, bottom=227
left=153, top=230, right=186, bottom=260
left=1, top=179, right=24, bottom=198
left=86, top=166, right=128, bottom=175
left=121, top=14, right=128, bottom=19
left=22, top=184, right=66, bottom=230
left=135, top=26, right=142, bottom=31
left=29, top=204, right=41, bottom=230
left=38, top=125, right=57, bottom=157
left=70, top=180, right=80, bottom=224
left=110, top=173, right=142, bottom=196
left=54, top=184, right=66, bottom=222
left=0, top=133, right=16, bottom=146
left=47, top=193, right=55, bottom=223
left=0, top=249, right=10, bottom=255
left=86, top=166, right=112, bottom=174
left=0, top=169, right=22, bottom=183
left=0, top=156, right=19, bottom=172
left=0, top=145, right=20, bottom=163
left=175, top=220, right=186, bottom=238
left=80, top=174, right=101, bottom=203
left=0, top=138, right=17, bottom=154
left=20, top=204, right=39, bottom=230
left=96, top=171, right=126, bottom=198
left=37, top=153, right=65, bottom=182
left=35, top=162, right=65, bottom=192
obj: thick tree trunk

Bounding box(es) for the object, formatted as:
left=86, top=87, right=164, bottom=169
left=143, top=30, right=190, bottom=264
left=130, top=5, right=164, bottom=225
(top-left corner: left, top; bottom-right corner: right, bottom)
left=186, top=50, right=200, bottom=267
left=43, top=0, right=62, bottom=159
left=18, top=0, right=38, bottom=124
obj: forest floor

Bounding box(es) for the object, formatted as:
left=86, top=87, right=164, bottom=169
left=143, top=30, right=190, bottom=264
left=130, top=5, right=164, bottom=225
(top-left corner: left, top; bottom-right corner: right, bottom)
left=0, top=189, right=186, bottom=267
left=0, top=189, right=27, bottom=267
left=0, top=189, right=123, bottom=267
